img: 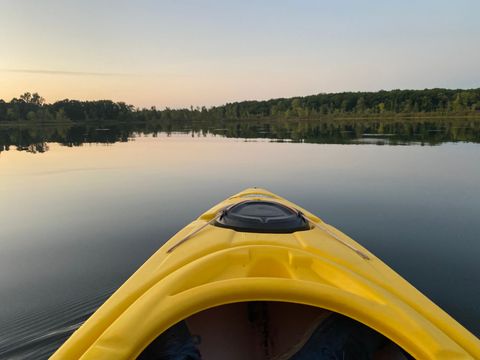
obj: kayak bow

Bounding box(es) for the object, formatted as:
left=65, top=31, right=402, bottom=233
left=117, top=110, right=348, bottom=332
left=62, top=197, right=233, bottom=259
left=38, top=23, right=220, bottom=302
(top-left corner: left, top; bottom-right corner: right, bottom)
left=51, top=188, right=480, bottom=359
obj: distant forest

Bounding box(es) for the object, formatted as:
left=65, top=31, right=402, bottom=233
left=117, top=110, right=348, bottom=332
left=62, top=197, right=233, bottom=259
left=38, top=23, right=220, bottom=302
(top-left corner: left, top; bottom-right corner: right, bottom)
left=1, top=88, right=480, bottom=123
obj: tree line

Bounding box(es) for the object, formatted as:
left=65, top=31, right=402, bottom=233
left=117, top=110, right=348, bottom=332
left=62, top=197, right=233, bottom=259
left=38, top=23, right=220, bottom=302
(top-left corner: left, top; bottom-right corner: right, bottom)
left=1, top=88, right=480, bottom=123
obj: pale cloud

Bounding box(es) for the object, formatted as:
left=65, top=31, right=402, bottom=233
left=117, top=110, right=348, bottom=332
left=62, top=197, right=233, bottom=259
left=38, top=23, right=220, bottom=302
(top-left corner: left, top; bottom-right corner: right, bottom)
left=0, top=68, right=136, bottom=77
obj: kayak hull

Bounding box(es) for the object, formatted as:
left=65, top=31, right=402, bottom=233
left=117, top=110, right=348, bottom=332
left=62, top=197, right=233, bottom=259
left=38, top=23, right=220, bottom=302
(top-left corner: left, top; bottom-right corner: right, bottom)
left=51, top=188, right=480, bottom=359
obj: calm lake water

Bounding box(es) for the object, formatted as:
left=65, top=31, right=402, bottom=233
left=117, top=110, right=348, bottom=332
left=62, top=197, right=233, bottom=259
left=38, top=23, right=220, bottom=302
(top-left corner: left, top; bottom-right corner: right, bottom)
left=1, top=120, right=479, bottom=358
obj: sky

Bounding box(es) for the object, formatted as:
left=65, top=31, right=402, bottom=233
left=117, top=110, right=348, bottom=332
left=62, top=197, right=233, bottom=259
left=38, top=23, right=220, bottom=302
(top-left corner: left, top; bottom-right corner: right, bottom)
left=0, top=0, right=479, bottom=108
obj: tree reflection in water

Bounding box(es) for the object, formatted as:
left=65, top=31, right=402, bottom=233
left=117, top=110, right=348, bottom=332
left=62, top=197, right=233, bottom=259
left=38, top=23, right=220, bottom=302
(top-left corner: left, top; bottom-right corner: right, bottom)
left=1, top=118, right=480, bottom=154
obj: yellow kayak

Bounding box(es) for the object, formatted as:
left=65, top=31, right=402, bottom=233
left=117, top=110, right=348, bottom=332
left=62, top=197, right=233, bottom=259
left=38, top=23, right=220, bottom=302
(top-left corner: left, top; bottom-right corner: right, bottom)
left=52, top=188, right=480, bottom=359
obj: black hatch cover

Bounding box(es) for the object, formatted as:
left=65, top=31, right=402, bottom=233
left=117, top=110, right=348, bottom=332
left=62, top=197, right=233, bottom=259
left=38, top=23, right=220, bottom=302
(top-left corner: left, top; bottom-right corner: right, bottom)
left=215, top=200, right=310, bottom=233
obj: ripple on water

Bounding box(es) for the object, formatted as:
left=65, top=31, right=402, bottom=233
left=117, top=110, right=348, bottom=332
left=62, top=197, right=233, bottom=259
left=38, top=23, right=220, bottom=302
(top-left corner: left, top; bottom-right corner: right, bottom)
left=0, top=286, right=116, bottom=360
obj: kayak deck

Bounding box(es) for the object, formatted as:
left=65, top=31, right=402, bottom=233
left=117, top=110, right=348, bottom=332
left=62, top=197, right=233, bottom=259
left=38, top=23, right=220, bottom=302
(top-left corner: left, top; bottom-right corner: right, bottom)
left=51, top=188, right=480, bottom=359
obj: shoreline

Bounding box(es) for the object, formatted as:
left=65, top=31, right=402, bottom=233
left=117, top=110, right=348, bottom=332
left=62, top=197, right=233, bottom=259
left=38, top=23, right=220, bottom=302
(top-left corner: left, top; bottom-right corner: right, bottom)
left=2, top=114, right=480, bottom=127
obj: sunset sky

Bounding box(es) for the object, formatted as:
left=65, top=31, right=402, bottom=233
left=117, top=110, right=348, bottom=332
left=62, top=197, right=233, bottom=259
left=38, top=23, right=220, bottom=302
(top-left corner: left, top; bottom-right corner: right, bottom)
left=1, top=0, right=479, bottom=108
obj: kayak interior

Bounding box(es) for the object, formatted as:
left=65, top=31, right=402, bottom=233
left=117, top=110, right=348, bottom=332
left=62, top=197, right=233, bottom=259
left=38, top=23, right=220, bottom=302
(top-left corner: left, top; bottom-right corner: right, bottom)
left=138, top=301, right=413, bottom=360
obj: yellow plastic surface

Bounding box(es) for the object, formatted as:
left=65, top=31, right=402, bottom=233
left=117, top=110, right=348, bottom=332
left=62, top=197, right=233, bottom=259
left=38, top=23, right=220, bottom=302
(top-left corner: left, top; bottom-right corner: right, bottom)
left=51, top=188, right=480, bottom=359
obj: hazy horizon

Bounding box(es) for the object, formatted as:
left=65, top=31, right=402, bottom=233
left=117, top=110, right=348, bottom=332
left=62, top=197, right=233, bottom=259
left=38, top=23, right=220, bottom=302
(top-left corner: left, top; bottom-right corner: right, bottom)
left=1, top=0, right=479, bottom=108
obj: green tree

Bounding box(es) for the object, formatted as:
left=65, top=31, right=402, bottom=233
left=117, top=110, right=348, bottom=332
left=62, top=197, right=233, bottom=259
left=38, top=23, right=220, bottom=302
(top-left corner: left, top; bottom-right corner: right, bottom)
left=19, top=92, right=44, bottom=105
left=452, top=94, right=464, bottom=112
left=26, top=111, right=37, bottom=121
left=378, top=102, right=385, bottom=113
left=355, top=97, right=366, bottom=113
left=31, top=93, right=45, bottom=105
left=55, top=109, right=69, bottom=122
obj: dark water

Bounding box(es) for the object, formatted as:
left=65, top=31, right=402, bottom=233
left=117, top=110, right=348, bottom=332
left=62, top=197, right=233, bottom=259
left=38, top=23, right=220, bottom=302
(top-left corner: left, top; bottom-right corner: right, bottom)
left=1, top=120, right=479, bottom=358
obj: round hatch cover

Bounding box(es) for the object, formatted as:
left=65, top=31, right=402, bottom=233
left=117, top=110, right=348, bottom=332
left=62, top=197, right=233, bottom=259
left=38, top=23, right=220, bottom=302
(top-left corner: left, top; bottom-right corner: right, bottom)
left=215, top=200, right=310, bottom=233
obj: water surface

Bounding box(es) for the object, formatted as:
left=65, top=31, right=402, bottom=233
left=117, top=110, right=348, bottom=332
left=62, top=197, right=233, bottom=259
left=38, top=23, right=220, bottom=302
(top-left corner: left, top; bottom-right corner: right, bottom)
left=1, top=122, right=479, bottom=358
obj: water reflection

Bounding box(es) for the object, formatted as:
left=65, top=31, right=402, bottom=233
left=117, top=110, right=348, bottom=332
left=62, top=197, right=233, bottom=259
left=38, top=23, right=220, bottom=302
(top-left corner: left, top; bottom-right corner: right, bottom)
left=1, top=124, right=479, bottom=359
left=1, top=117, right=480, bottom=153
